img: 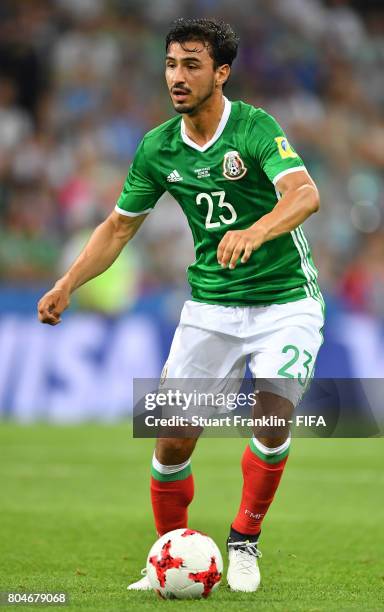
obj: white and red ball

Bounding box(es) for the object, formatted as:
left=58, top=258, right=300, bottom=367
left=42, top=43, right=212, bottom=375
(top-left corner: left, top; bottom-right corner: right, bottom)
left=146, top=528, right=223, bottom=599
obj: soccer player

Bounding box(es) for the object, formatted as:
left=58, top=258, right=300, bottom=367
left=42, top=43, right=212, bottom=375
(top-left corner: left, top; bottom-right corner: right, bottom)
left=38, top=18, right=324, bottom=593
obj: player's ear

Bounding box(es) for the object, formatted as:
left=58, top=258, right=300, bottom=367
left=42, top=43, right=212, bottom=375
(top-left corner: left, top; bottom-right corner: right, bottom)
left=215, top=64, right=230, bottom=88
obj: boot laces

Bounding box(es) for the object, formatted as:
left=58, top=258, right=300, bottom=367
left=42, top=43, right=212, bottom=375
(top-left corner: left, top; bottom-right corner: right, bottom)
left=228, top=540, right=262, bottom=574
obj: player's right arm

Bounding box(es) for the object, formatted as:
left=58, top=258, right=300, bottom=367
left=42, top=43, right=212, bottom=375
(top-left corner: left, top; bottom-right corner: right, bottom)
left=38, top=137, right=164, bottom=325
left=38, top=212, right=146, bottom=325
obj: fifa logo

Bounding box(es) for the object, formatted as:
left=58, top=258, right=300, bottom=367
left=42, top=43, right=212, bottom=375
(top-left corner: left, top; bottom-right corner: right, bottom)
left=275, top=136, right=299, bottom=159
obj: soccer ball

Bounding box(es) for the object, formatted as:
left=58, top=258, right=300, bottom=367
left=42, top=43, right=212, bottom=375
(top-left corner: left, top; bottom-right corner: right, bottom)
left=146, top=528, right=223, bottom=599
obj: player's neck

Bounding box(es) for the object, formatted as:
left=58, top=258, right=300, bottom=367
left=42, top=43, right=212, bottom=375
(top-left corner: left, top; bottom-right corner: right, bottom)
left=182, top=93, right=225, bottom=147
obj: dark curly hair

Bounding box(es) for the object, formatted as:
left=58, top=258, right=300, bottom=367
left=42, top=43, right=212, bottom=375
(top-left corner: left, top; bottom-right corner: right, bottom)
left=165, top=18, right=239, bottom=69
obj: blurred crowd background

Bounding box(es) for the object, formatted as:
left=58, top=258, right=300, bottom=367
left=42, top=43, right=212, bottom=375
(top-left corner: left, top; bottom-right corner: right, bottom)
left=0, top=0, right=384, bottom=317
left=1, top=0, right=384, bottom=421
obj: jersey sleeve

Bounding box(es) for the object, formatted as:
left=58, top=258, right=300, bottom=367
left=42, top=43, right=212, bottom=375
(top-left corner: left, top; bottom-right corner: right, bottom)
left=246, top=109, right=306, bottom=186
left=115, top=138, right=165, bottom=216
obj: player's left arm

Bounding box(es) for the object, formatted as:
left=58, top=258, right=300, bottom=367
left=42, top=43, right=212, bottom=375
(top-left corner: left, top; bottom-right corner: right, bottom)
left=217, top=170, right=319, bottom=269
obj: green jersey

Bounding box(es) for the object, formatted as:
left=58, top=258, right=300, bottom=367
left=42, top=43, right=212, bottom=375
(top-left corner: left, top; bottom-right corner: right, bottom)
left=116, top=98, right=322, bottom=306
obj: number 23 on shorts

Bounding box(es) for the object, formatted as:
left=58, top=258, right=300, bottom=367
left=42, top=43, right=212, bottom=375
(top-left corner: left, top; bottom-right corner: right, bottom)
left=277, top=344, right=313, bottom=387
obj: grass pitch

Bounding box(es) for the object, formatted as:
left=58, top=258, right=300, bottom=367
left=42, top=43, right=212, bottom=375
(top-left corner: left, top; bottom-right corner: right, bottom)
left=0, top=424, right=383, bottom=611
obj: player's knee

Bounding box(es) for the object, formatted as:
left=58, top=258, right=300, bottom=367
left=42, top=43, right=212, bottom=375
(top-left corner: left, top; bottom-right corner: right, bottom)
left=155, top=438, right=196, bottom=465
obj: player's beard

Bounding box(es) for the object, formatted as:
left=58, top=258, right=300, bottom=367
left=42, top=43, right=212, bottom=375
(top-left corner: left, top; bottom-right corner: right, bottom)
left=171, top=80, right=216, bottom=116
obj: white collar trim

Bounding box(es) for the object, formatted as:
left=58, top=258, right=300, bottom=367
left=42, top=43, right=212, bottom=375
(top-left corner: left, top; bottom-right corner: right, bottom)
left=180, top=97, right=231, bottom=152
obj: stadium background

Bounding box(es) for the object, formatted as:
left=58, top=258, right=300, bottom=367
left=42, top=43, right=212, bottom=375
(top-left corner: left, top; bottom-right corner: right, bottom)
left=1, top=0, right=384, bottom=421
left=1, top=2, right=383, bottom=610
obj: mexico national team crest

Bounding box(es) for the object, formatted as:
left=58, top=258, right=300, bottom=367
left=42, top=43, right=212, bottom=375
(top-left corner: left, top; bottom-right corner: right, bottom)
left=223, top=150, right=247, bottom=181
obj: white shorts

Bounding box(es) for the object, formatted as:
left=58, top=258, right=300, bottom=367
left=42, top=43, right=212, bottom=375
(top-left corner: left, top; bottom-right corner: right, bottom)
left=161, top=297, right=324, bottom=409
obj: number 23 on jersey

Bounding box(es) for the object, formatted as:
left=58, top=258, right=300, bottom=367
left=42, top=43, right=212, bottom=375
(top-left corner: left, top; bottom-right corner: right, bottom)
left=196, top=190, right=237, bottom=229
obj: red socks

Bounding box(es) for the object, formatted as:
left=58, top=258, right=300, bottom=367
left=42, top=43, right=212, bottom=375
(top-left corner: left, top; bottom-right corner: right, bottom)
left=232, top=437, right=290, bottom=536
left=149, top=437, right=289, bottom=538
left=150, top=456, right=194, bottom=536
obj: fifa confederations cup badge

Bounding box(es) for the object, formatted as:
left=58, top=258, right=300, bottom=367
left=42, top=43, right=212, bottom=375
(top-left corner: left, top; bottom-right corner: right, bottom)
left=223, top=150, right=248, bottom=180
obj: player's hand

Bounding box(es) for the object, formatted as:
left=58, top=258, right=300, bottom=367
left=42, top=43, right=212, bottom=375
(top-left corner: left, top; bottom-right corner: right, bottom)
left=38, top=287, right=70, bottom=325
left=217, top=227, right=266, bottom=269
